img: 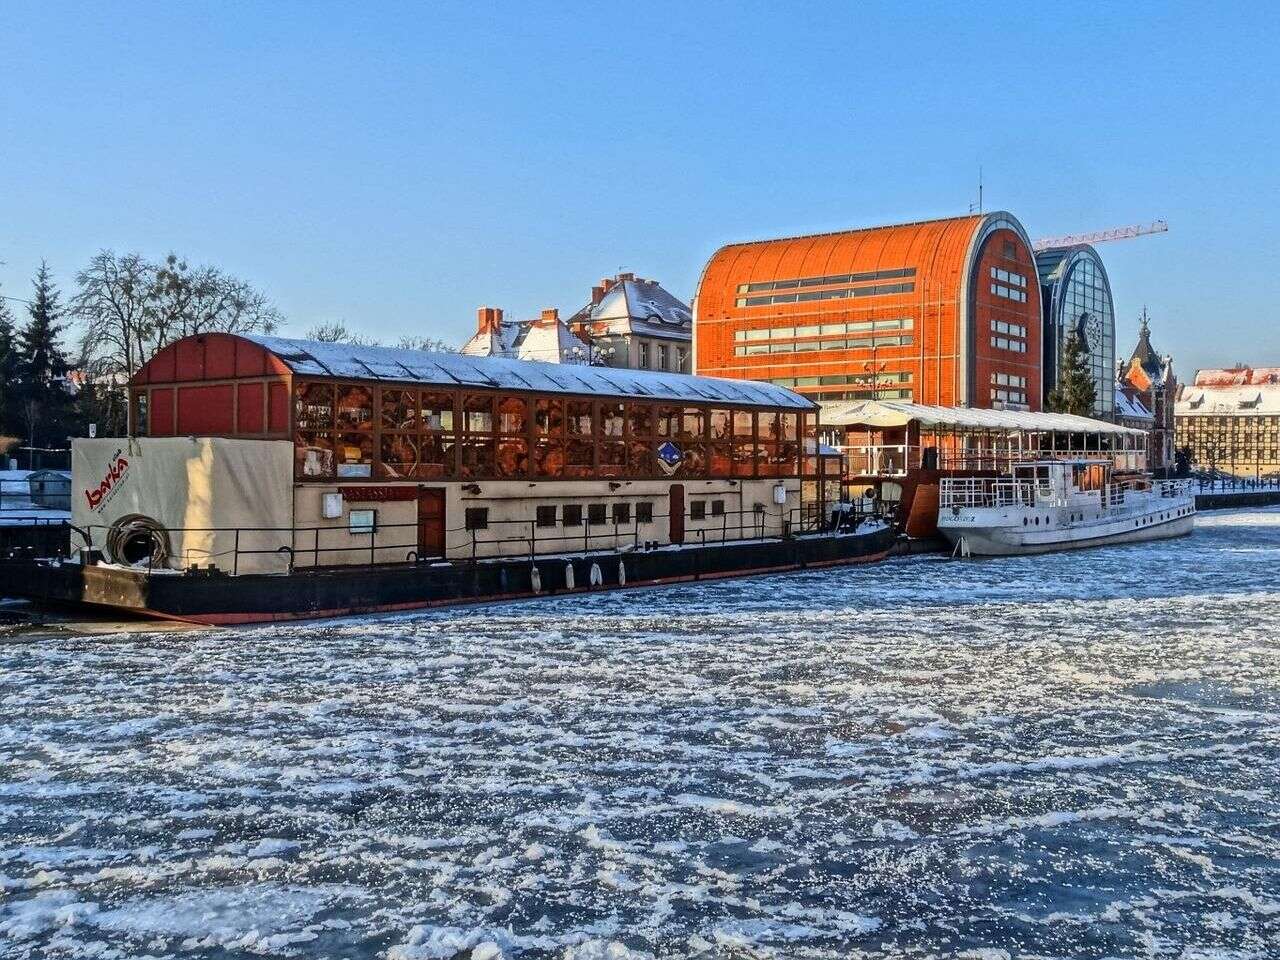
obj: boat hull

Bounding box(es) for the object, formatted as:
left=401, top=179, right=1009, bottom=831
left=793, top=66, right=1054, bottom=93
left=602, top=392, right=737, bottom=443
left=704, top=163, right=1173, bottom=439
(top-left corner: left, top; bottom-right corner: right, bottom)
left=6, top=525, right=898, bottom=625
left=938, top=504, right=1195, bottom=556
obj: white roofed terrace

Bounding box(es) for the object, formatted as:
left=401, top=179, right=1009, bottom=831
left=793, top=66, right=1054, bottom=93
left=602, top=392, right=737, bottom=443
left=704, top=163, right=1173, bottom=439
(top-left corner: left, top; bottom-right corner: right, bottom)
left=819, top=400, right=1150, bottom=478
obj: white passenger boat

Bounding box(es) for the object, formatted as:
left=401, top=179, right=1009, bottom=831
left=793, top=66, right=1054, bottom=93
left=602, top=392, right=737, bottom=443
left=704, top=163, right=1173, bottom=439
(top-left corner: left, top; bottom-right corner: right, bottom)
left=937, top=459, right=1195, bottom=556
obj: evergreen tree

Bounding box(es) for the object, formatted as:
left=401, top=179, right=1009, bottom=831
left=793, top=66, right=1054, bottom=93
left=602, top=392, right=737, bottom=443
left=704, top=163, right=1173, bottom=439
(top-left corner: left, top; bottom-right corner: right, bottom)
left=1046, top=332, right=1097, bottom=417
left=16, top=261, right=76, bottom=459
left=0, top=290, right=19, bottom=436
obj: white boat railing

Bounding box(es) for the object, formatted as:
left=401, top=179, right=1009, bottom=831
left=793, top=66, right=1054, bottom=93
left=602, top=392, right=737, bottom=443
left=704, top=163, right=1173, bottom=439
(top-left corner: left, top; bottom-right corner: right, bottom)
left=939, top=478, right=1049, bottom=508
left=942, top=476, right=1194, bottom=511
left=1155, top=479, right=1191, bottom=499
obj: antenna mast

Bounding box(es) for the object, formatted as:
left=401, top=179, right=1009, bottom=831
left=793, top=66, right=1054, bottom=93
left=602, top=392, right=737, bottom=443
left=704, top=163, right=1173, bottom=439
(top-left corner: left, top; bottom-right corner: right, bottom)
left=968, top=167, right=984, bottom=214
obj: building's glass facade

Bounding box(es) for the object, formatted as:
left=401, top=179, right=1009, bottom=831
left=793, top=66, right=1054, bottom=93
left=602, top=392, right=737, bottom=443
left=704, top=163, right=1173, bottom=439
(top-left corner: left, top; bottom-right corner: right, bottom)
left=1037, top=246, right=1115, bottom=418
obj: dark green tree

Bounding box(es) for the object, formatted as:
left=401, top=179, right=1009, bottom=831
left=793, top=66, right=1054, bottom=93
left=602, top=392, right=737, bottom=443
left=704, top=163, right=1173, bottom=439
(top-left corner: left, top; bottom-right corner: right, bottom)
left=16, top=261, right=76, bottom=460
left=0, top=290, right=19, bottom=437
left=1046, top=331, right=1097, bottom=417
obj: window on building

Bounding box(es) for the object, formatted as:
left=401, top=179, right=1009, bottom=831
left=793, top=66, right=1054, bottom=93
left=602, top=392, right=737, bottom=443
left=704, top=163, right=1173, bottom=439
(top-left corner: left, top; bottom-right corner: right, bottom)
left=464, top=507, right=488, bottom=531
left=639, top=341, right=649, bottom=368
left=463, top=394, right=493, bottom=433
left=710, top=500, right=725, bottom=516
left=600, top=402, right=625, bottom=438
left=536, top=505, right=557, bottom=528
left=587, top=503, right=607, bottom=525
left=637, top=501, right=653, bottom=524
left=421, top=392, right=454, bottom=431
left=658, top=344, right=669, bottom=370
left=990, top=282, right=1028, bottom=303
left=612, top=502, right=631, bottom=524
left=990, top=266, right=1027, bottom=288
left=690, top=501, right=706, bottom=520
left=676, top=347, right=688, bottom=372
left=737, top=267, right=916, bottom=295
left=496, top=396, right=528, bottom=434
left=736, top=282, right=915, bottom=308
left=563, top=504, right=583, bottom=527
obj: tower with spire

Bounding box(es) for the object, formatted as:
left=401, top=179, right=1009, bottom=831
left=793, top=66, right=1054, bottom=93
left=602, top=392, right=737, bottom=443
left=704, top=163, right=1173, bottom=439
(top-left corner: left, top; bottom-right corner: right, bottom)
left=1118, top=308, right=1177, bottom=471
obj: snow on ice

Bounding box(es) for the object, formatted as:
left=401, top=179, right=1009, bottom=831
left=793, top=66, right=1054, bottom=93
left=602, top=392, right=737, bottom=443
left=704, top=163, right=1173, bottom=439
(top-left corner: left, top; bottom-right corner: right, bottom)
left=1, top=508, right=1279, bottom=957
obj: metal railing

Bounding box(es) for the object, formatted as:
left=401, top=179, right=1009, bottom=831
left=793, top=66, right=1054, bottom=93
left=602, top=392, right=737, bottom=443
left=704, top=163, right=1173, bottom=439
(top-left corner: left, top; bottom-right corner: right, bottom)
left=939, top=478, right=1049, bottom=509
left=1193, top=474, right=1280, bottom=492
left=940, top=476, right=1191, bottom=510
left=70, top=497, right=886, bottom=575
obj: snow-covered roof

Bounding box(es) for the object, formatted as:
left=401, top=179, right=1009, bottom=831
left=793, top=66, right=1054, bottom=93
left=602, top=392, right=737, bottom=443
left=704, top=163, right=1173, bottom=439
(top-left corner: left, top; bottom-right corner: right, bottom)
left=460, top=317, right=594, bottom=364
left=1193, top=366, right=1280, bottom=387
left=1115, top=392, right=1154, bottom=421
left=820, top=399, right=1147, bottom=436
left=245, top=335, right=814, bottom=409
left=567, top=278, right=692, bottom=342
left=1177, top=383, right=1280, bottom=416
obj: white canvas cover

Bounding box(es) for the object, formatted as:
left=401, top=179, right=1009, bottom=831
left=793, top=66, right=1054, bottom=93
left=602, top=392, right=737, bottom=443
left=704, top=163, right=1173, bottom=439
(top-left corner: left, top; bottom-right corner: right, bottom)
left=820, top=399, right=1147, bottom=436
left=72, top=437, right=294, bottom=574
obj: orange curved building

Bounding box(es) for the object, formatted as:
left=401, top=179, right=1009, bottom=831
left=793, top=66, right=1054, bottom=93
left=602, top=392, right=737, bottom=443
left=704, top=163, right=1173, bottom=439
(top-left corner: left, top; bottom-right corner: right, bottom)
left=694, top=212, right=1043, bottom=411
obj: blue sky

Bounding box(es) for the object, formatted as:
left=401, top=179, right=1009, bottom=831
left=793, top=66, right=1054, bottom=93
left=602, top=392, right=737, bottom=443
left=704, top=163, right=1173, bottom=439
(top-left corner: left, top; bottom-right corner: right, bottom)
left=1, top=1, right=1276, bottom=378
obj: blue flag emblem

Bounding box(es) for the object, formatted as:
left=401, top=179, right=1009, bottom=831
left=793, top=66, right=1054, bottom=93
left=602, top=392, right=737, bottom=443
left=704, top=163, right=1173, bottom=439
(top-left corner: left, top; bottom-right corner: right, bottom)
left=657, top=441, right=683, bottom=472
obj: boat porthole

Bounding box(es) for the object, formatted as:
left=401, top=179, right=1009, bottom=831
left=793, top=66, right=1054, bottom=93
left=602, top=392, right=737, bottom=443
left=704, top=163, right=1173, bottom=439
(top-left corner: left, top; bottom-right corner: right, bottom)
left=1034, top=517, right=1039, bottom=526
left=1023, top=517, right=1028, bottom=526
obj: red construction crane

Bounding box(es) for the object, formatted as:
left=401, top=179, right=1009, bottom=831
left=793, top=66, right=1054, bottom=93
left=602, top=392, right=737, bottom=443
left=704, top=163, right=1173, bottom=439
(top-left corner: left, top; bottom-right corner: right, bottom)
left=1032, top=219, right=1168, bottom=251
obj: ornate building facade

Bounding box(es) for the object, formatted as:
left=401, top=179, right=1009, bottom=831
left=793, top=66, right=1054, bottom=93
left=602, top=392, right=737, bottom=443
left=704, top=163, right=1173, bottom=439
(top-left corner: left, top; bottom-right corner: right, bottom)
left=1117, top=312, right=1177, bottom=471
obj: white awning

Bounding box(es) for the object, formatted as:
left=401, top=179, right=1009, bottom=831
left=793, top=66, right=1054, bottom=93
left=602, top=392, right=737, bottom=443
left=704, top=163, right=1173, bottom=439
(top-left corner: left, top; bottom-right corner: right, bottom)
left=820, top=400, right=1148, bottom=437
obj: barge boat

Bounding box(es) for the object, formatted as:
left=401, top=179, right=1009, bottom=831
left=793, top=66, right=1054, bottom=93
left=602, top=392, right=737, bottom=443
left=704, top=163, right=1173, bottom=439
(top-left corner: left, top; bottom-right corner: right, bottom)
left=6, top=332, right=895, bottom=624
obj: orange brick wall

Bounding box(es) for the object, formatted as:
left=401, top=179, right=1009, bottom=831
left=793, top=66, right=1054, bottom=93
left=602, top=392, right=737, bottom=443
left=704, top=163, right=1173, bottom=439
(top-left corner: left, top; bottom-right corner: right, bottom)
left=694, top=214, right=1042, bottom=411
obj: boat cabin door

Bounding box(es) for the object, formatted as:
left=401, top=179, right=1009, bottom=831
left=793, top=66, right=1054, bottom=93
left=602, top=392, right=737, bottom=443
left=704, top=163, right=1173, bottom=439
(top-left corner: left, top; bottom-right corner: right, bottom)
left=669, top=484, right=685, bottom=545
left=417, top=488, right=446, bottom=559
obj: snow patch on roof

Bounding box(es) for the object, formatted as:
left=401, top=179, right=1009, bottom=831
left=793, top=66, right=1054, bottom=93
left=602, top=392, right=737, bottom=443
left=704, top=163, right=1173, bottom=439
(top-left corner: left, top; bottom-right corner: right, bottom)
left=244, top=335, right=813, bottom=409
left=1115, top=392, right=1153, bottom=420
left=1177, top=382, right=1280, bottom=416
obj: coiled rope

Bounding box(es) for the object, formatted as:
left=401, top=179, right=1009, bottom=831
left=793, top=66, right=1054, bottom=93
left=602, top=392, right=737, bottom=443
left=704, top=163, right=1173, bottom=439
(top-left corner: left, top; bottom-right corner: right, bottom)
left=104, top=514, right=173, bottom=567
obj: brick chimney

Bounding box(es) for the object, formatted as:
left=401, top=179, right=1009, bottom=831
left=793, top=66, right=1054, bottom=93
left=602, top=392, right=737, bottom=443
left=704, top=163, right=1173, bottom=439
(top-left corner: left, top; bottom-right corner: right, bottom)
left=617, top=271, right=635, bottom=282
left=476, top=306, right=504, bottom=334
left=591, top=285, right=605, bottom=305
left=536, top=308, right=559, bottom=328
left=600, top=277, right=615, bottom=294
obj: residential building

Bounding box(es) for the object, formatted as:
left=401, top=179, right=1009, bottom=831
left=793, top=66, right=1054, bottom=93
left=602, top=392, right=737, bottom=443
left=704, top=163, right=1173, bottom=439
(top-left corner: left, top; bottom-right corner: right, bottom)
left=1176, top=365, right=1280, bottom=478
left=693, top=212, right=1043, bottom=410
left=460, top=307, right=594, bottom=365
left=565, top=273, right=692, bottom=373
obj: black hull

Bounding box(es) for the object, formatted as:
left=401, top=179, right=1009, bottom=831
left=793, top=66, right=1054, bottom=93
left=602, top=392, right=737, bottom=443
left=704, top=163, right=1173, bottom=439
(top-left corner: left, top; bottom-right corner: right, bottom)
left=6, top=527, right=898, bottom=625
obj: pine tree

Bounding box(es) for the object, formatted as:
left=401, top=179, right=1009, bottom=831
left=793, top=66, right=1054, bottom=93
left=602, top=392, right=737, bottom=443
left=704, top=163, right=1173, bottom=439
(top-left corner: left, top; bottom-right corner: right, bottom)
left=16, top=261, right=76, bottom=459
left=1046, top=331, right=1097, bottom=417
left=0, top=291, right=19, bottom=436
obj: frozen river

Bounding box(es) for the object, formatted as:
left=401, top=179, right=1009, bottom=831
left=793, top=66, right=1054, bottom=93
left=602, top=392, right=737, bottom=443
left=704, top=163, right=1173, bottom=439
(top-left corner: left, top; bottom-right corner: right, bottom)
left=2, top=508, right=1278, bottom=959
